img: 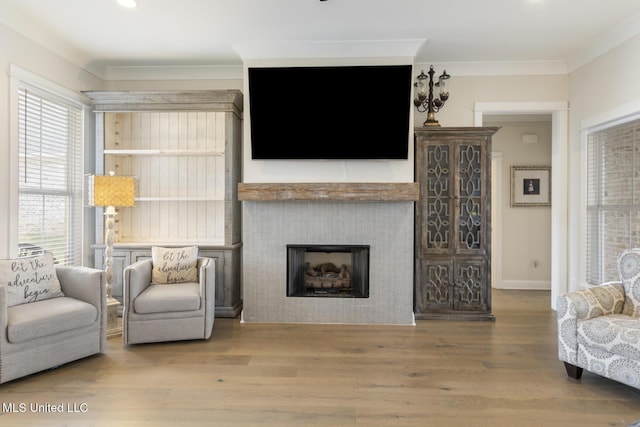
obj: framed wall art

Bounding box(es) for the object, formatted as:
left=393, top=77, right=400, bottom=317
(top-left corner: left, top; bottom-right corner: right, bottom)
left=511, top=166, right=551, bottom=207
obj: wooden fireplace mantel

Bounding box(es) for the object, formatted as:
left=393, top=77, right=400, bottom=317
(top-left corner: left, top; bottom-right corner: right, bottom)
left=237, top=182, right=419, bottom=202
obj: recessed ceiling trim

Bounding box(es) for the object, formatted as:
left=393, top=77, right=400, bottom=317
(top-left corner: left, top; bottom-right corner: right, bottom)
left=232, top=39, right=426, bottom=61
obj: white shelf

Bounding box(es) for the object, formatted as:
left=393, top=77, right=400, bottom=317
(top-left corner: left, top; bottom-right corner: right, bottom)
left=135, top=197, right=224, bottom=202
left=104, top=149, right=224, bottom=157
left=115, top=238, right=226, bottom=246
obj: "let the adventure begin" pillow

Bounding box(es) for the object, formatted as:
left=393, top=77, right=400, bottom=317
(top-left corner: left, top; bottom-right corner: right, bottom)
left=151, top=246, right=198, bottom=284
left=0, top=253, right=65, bottom=307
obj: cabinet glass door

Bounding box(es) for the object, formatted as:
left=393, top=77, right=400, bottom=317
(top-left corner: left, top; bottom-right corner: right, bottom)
left=423, top=144, right=452, bottom=252
left=458, top=143, right=484, bottom=252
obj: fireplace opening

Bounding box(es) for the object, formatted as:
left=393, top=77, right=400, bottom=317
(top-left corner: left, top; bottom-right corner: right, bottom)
left=287, top=245, right=370, bottom=298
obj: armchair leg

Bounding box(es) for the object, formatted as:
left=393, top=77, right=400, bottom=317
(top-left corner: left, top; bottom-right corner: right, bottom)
left=564, top=362, right=583, bottom=379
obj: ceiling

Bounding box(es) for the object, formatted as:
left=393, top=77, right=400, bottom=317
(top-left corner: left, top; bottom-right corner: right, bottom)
left=3, top=0, right=640, bottom=78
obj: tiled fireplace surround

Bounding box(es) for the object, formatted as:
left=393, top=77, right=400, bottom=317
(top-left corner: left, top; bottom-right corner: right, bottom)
left=238, top=183, right=418, bottom=325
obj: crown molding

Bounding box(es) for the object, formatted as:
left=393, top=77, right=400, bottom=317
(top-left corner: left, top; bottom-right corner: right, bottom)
left=415, top=60, right=568, bottom=76
left=566, top=11, right=640, bottom=73
left=0, top=2, right=100, bottom=78
left=102, top=64, right=244, bottom=81
left=102, top=59, right=568, bottom=81
left=4, top=0, right=639, bottom=82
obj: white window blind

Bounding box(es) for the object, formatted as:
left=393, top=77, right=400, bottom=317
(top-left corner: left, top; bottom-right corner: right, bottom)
left=17, top=86, right=83, bottom=265
left=586, top=117, right=640, bottom=284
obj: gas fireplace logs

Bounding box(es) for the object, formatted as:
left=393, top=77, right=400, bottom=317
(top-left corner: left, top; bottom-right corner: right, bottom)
left=304, top=262, right=351, bottom=289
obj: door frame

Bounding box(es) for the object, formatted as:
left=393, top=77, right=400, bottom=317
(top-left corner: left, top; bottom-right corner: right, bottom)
left=474, top=101, right=569, bottom=309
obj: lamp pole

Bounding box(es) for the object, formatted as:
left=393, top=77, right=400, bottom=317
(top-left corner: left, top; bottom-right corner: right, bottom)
left=87, top=171, right=136, bottom=337
left=103, top=205, right=117, bottom=299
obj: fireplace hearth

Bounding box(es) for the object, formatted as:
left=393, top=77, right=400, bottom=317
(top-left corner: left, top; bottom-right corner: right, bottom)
left=287, top=245, right=370, bottom=298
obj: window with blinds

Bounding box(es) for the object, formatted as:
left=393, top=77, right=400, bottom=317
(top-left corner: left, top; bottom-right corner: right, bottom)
left=17, top=87, right=83, bottom=265
left=586, top=116, right=640, bottom=284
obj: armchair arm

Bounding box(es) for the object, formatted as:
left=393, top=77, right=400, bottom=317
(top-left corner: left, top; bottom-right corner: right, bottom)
left=56, top=266, right=105, bottom=309
left=197, top=257, right=215, bottom=339
left=55, top=266, right=107, bottom=352
left=557, top=281, right=625, bottom=364
left=560, top=281, right=625, bottom=320
left=123, top=259, right=153, bottom=311
left=0, top=285, right=7, bottom=343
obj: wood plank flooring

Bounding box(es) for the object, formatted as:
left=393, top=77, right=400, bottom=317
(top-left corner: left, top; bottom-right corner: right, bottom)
left=1, top=289, right=639, bottom=426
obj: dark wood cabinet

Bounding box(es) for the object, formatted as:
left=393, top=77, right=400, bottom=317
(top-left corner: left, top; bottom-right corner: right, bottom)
left=414, top=127, right=499, bottom=320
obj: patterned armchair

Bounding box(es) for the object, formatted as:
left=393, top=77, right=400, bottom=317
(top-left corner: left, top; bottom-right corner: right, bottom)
left=557, top=249, right=640, bottom=389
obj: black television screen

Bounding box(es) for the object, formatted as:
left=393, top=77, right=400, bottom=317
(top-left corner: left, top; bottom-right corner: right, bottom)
left=248, top=65, right=412, bottom=160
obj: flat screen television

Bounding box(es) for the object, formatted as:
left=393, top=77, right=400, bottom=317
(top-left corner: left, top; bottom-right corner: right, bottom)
left=248, top=65, right=412, bottom=160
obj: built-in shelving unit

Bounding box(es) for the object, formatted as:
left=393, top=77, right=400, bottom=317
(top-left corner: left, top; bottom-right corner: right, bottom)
left=85, top=90, right=243, bottom=317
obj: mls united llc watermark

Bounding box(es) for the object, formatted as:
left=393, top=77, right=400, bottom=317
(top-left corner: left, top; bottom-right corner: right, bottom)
left=2, top=402, right=89, bottom=414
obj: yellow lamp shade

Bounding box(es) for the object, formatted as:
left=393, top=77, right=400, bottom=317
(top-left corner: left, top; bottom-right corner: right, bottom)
left=88, top=175, right=136, bottom=207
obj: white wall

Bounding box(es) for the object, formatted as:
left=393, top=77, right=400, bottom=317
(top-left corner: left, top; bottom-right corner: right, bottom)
left=435, top=75, right=568, bottom=127
left=0, top=22, right=102, bottom=259
left=240, top=59, right=568, bottom=184
left=567, top=33, right=640, bottom=291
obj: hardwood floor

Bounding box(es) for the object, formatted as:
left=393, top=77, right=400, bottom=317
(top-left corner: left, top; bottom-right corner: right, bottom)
left=1, top=289, right=639, bottom=426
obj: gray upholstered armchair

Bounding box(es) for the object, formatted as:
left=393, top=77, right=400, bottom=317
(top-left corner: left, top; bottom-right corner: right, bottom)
left=122, top=256, right=215, bottom=345
left=0, top=265, right=107, bottom=384
left=557, top=249, right=640, bottom=389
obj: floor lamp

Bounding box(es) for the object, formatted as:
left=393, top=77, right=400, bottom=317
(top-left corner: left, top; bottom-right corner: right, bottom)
left=87, top=171, right=136, bottom=336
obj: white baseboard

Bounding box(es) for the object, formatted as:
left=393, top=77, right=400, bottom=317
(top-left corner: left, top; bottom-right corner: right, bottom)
left=493, top=280, right=551, bottom=290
